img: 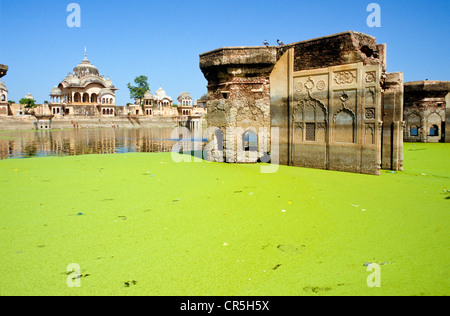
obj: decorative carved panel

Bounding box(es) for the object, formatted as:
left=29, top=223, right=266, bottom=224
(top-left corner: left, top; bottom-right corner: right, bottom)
left=333, top=70, right=357, bottom=85
left=287, top=62, right=383, bottom=174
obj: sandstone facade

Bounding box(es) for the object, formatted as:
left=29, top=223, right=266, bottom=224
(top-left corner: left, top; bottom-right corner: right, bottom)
left=200, top=31, right=404, bottom=175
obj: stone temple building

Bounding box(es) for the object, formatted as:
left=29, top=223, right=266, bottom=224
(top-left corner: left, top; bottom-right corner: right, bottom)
left=0, top=80, right=8, bottom=116
left=403, top=80, right=450, bottom=143
left=136, top=90, right=154, bottom=116
left=153, top=87, right=175, bottom=116
left=0, top=64, right=8, bottom=116
left=50, top=50, right=118, bottom=116
left=134, top=87, right=177, bottom=116
left=200, top=31, right=404, bottom=175
left=177, top=92, right=194, bottom=116
left=154, top=87, right=173, bottom=107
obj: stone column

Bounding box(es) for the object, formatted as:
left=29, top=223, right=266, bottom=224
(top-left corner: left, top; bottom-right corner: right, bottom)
left=269, top=48, right=293, bottom=166
left=381, top=72, right=404, bottom=171
left=446, top=92, right=450, bottom=143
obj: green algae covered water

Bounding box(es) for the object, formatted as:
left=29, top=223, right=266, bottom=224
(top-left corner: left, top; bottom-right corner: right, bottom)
left=0, top=142, right=448, bottom=296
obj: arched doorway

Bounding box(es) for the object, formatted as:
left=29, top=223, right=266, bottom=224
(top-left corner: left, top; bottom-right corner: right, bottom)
left=242, top=130, right=258, bottom=152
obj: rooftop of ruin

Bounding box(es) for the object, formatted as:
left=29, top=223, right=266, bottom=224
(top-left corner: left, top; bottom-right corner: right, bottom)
left=0, top=64, right=8, bottom=78
left=199, top=31, right=387, bottom=84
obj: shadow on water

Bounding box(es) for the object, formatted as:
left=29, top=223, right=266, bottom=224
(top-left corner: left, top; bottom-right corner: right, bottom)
left=0, top=128, right=206, bottom=160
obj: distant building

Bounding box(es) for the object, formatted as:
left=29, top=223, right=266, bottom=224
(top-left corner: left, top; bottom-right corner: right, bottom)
left=24, top=93, right=34, bottom=100
left=142, top=90, right=154, bottom=115
left=177, top=92, right=193, bottom=116
left=154, top=87, right=173, bottom=108
left=153, top=87, right=176, bottom=116
left=177, top=91, right=193, bottom=106
left=404, top=80, right=450, bottom=143
left=0, top=79, right=8, bottom=116
left=52, top=50, right=118, bottom=116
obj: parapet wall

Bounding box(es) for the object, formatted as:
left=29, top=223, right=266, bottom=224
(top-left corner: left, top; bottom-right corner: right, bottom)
left=280, top=31, right=385, bottom=72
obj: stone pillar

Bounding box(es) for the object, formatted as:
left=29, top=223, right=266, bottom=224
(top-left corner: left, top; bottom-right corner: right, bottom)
left=382, top=72, right=404, bottom=171
left=377, top=44, right=387, bottom=68
left=420, top=112, right=427, bottom=143
left=446, top=92, right=450, bottom=143
left=269, top=48, right=293, bottom=166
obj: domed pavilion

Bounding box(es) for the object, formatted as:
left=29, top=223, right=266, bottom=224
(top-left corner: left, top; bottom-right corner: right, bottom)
left=50, top=49, right=118, bottom=116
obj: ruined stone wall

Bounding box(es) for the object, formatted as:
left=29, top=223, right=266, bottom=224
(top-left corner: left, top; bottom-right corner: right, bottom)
left=278, top=31, right=384, bottom=73
left=200, top=31, right=403, bottom=174
left=271, top=47, right=386, bottom=175
left=403, top=80, right=449, bottom=143
left=381, top=72, right=404, bottom=170
left=446, top=93, right=450, bottom=143
left=0, top=64, right=7, bottom=78
left=200, top=47, right=277, bottom=162
left=0, top=64, right=8, bottom=116
left=206, top=76, right=271, bottom=162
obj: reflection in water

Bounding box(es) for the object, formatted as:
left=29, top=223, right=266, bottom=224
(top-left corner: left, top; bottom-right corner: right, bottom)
left=0, top=128, right=205, bottom=160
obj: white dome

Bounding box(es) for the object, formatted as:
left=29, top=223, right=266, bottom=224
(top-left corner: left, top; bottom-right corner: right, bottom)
left=154, top=87, right=172, bottom=101
left=178, top=91, right=192, bottom=100
left=155, top=87, right=166, bottom=97
left=144, top=90, right=153, bottom=99
left=105, top=77, right=114, bottom=88
left=98, top=88, right=114, bottom=97
left=73, top=57, right=99, bottom=77
left=63, top=74, right=80, bottom=85
left=50, top=86, right=62, bottom=96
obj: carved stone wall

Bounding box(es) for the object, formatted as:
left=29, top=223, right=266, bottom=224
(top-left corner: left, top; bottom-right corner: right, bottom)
left=200, top=31, right=404, bottom=175
left=272, top=48, right=384, bottom=174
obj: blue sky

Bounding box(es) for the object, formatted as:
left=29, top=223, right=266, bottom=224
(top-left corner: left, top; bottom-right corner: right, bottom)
left=0, top=0, right=448, bottom=105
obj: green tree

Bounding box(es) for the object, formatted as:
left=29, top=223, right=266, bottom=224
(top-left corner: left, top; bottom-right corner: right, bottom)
left=19, top=98, right=37, bottom=113
left=127, top=75, right=149, bottom=106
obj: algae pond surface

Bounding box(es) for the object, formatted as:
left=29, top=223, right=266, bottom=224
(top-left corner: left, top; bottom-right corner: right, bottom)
left=0, top=142, right=448, bottom=295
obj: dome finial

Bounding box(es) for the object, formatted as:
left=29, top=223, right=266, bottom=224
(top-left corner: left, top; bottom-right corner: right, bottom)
left=84, top=46, right=87, bottom=59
